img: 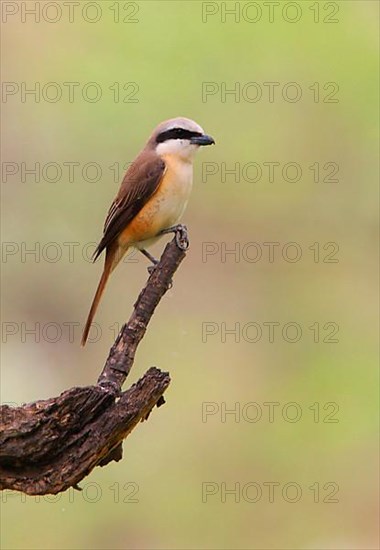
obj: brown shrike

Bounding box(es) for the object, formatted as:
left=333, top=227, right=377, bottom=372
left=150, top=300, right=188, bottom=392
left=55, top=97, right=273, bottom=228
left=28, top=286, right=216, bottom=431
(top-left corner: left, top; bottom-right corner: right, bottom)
left=81, top=117, right=215, bottom=345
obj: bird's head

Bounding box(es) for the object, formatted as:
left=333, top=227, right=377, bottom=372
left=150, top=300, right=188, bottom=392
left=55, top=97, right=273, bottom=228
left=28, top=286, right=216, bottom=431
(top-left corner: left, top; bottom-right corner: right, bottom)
left=150, top=117, right=215, bottom=161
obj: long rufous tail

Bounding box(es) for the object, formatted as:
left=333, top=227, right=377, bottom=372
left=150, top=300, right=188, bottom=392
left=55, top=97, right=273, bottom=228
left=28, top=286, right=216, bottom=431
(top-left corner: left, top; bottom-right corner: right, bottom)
left=81, top=245, right=126, bottom=346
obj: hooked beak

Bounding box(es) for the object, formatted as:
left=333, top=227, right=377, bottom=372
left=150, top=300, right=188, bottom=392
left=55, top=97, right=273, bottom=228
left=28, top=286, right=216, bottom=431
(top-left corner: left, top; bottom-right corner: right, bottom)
left=190, top=134, right=215, bottom=146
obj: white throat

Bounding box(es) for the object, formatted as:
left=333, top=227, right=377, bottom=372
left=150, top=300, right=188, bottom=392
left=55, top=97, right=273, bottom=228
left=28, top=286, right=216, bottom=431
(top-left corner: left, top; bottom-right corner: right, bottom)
left=156, top=139, right=199, bottom=162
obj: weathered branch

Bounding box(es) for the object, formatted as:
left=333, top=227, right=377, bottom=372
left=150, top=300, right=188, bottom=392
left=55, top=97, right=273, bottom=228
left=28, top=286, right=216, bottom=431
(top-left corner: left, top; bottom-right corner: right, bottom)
left=0, top=228, right=188, bottom=495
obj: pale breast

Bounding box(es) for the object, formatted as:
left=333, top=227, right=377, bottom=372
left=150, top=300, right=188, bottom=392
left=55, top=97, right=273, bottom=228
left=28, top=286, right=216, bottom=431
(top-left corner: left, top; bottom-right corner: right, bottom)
left=120, top=155, right=193, bottom=248
left=156, top=156, right=193, bottom=224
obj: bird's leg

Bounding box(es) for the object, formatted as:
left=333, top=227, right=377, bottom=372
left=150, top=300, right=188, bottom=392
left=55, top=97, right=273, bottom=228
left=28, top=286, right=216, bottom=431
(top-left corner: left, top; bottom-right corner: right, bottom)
left=140, top=248, right=158, bottom=265
left=140, top=249, right=159, bottom=274
left=159, top=224, right=189, bottom=250
left=140, top=248, right=172, bottom=288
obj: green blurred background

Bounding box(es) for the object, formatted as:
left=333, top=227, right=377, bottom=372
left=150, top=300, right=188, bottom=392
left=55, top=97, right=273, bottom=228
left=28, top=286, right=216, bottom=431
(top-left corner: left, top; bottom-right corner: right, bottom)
left=1, top=1, right=378, bottom=549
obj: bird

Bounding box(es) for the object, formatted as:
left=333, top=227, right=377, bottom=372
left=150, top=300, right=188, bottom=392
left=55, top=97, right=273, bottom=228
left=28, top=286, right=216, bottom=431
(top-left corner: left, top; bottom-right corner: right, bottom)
left=81, top=117, right=215, bottom=345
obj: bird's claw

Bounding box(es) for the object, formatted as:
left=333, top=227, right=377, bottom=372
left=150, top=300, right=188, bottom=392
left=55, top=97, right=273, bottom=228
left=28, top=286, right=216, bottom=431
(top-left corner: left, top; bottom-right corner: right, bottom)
left=147, top=265, right=157, bottom=275
left=160, top=224, right=189, bottom=251
left=175, top=224, right=189, bottom=251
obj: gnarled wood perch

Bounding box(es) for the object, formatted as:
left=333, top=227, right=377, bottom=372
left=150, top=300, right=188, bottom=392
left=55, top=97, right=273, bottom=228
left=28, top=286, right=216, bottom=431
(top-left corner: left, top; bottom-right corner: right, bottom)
left=0, top=228, right=189, bottom=495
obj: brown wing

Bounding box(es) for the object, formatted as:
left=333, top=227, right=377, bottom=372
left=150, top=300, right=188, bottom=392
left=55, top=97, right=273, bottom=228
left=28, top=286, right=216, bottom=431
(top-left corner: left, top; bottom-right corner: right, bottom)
left=93, top=151, right=166, bottom=261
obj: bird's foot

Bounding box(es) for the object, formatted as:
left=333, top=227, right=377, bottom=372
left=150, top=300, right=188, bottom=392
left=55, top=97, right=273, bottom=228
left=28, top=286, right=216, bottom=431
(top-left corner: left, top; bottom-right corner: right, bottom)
left=140, top=249, right=159, bottom=274
left=160, top=224, right=189, bottom=251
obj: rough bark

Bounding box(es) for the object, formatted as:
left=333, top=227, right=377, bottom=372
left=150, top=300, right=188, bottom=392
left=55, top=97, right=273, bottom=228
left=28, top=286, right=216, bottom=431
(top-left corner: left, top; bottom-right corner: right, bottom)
left=0, top=229, right=188, bottom=495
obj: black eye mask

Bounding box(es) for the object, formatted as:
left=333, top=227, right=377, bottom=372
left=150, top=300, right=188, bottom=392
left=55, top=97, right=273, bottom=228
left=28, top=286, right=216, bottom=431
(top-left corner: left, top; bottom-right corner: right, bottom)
left=156, top=127, right=202, bottom=143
